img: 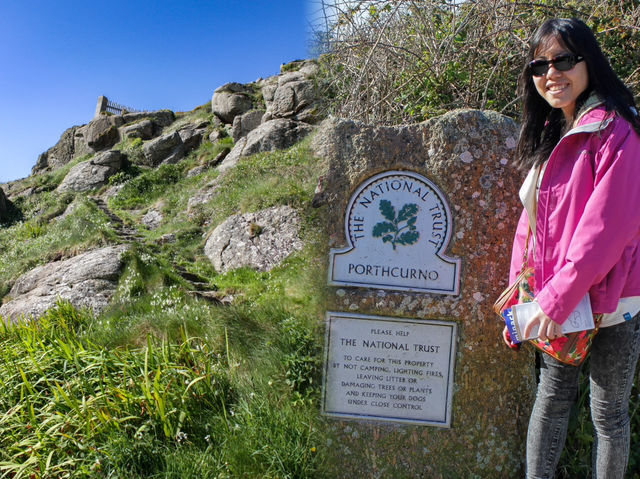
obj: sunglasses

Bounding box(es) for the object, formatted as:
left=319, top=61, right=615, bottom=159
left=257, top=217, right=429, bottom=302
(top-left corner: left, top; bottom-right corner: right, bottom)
left=529, top=53, right=584, bottom=77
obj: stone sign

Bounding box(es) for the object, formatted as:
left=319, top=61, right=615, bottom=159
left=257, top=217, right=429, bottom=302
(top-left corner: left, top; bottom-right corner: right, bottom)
left=312, top=110, right=536, bottom=477
left=323, top=312, right=456, bottom=427
left=329, top=170, right=460, bottom=295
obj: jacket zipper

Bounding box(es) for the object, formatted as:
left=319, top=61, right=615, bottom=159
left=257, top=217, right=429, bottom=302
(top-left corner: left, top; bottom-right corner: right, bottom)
left=536, top=117, right=613, bottom=291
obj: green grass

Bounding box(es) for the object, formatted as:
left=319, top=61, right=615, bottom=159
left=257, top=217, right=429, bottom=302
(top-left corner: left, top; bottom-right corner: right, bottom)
left=0, top=197, right=118, bottom=297
left=202, top=138, right=322, bottom=221
left=0, top=301, right=233, bottom=478
left=108, top=135, right=320, bottom=234
left=109, top=164, right=184, bottom=210
left=116, top=137, right=145, bottom=165
left=198, top=136, right=234, bottom=161
left=0, top=294, right=326, bottom=478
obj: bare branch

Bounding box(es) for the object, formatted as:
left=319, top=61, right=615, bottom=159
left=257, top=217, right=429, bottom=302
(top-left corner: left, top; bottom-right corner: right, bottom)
left=313, top=0, right=640, bottom=124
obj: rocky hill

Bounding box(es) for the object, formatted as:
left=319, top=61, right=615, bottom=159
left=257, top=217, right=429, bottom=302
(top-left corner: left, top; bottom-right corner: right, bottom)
left=0, top=59, right=323, bottom=323
left=0, top=58, right=332, bottom=477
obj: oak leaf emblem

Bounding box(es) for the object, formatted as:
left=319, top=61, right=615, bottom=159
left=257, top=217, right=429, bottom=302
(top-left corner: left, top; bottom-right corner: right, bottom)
left=372, top=200, right=420, bottom=250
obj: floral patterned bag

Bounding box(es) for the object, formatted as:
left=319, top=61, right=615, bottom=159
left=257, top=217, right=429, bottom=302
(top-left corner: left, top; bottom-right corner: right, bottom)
left=493, top=229, right=601, bottom=366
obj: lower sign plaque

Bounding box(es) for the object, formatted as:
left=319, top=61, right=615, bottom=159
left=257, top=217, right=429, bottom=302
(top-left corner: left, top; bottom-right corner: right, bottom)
left=322, top=312, right=457, bottom=427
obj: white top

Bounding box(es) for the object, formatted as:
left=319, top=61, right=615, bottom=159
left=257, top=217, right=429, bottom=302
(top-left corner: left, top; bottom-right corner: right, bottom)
left=519, top=163, right=640, bottom=328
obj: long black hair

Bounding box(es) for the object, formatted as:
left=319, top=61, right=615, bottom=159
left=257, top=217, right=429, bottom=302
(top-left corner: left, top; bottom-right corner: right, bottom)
left=515, top=18, right=640, bottom=170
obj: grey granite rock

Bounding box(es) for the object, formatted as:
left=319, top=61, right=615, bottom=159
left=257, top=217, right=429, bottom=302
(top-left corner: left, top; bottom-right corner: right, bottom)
left=219, top=119, right=313, bottom=172
left=204, top=205, right=303, bottom=272
left=120, top=119, right=154, bottom=140
left=141, top=209, right=163, bottom=229
left=0, top=245, right=129, bottom=323
left=142, top=131, right=185, bottom=166
left=211, top=82, right=254, bottom=124
left=86, top=115, right=124, bottom=151
left=57, top=150, right=124, bottom=192
left=231, top=109, right=265, bottom=141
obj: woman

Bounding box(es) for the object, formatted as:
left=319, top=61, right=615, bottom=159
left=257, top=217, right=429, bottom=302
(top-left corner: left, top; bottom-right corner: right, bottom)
left=502, top=18, right=640, bottom=478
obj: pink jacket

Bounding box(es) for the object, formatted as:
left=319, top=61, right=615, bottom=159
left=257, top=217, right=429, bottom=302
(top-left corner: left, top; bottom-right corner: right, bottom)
left=509, top=106, right=640, bottom=325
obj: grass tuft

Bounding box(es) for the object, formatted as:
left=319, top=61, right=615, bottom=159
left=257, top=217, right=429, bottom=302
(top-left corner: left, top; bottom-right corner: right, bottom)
left=0, top=300, right=233, bottom=478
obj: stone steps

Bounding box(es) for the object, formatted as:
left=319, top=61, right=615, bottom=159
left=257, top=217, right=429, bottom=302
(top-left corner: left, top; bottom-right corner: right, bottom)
left=90, top=196, right=228, bottom=304
left=90, top=197, right=143, bottom=244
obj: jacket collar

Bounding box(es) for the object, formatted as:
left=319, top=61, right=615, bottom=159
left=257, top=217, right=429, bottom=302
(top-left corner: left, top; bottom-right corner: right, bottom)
left=564, top=94, right=612, bottom=138
left=574, top=92, right=604, bottom=124
left=566, top=117, right=613, bottom=136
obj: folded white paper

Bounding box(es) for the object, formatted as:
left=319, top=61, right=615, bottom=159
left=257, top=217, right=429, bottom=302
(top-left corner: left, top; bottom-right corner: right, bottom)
left=511, top=294, right=594, bottom=341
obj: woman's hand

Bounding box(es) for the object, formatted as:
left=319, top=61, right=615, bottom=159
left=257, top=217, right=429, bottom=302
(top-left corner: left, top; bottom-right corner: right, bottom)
left=502, top=326, right=520, bottom=350
left=524, top=310, right=562, bottom=341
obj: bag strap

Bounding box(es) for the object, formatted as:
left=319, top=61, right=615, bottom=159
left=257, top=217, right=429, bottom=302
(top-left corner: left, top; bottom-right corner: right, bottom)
left=521, top=227, right=531, bottom=273
left=521, top=164, right=543, bottom=273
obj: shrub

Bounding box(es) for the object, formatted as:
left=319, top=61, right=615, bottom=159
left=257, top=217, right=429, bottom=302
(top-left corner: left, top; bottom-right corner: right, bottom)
left=314, top=0, right=640, bottom=123
left=119, top=136, right=145, bottom=165
left=108, top=163, right=143, bottom=186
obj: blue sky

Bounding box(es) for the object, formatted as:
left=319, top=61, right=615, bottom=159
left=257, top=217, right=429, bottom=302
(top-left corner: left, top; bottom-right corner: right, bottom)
left=0, top=0, right=313, bottom=183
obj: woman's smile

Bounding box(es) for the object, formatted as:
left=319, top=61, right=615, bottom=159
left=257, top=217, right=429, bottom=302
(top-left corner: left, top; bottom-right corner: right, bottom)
left=532, top=37, right=589, bottom=122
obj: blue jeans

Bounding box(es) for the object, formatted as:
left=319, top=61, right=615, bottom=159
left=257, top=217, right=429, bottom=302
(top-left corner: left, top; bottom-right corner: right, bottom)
left=526, top=314, right=640, bottom=478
